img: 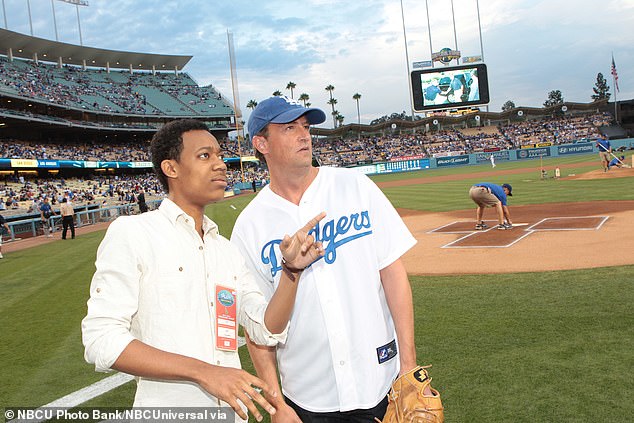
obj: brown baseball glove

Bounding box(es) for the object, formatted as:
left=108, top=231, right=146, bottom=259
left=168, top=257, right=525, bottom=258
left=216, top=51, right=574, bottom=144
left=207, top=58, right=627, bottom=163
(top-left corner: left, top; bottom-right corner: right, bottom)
left=377, top=365, right=444, bottom=423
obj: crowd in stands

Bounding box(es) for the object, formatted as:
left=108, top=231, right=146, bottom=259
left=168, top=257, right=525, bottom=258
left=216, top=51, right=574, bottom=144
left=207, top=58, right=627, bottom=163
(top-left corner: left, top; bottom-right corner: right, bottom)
left=0, top=110, right=614, bottom=215
left=313, top=112, right=610, bottom=166
left=0, top=173, right=164, bottom=217
left=0, top=56, right=231, bottom=116
left=0, top=139, right=150, bottom=162
left=0, top=166, right=270, bottom=217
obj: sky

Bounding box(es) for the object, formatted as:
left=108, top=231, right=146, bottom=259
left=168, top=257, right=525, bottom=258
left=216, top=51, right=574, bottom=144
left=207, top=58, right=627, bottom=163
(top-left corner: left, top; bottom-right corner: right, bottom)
left=2, top=0, right=633, bottom=129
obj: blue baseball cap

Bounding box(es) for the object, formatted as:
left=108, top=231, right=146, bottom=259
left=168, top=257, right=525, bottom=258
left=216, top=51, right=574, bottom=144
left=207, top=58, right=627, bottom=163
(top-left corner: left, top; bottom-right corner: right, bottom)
left=248, top=96, right=326, bottom=137
left=502, top=183, right=513, bottom=196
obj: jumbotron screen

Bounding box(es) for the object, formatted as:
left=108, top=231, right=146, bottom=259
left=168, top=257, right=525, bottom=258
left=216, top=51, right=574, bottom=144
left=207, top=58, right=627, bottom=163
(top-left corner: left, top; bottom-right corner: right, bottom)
left=411, top=63, right=490, bottom=112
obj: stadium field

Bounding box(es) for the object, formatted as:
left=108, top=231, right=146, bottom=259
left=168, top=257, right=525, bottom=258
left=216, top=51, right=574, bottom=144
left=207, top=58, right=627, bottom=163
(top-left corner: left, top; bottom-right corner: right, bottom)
left=1, top=153, right=633, bottom=422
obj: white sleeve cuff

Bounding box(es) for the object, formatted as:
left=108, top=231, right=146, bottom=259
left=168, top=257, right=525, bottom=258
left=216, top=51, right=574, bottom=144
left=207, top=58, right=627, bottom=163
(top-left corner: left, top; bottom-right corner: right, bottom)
left=242, top=304, right=288, bottom=346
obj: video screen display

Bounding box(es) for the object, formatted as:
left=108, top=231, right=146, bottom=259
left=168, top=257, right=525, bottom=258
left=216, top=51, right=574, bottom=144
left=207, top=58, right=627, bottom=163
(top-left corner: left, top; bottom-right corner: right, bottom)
left=411, top=63, right=489, bottom=112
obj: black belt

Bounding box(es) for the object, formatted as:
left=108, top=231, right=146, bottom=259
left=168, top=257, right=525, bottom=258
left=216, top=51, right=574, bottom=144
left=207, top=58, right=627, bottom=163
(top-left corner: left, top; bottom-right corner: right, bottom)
left=474, top=186, right=491, bottom=193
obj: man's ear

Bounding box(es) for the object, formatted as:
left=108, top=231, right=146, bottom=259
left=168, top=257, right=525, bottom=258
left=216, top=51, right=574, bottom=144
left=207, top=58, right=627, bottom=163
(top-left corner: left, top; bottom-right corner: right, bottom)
left=252, top=135, right=268, bottom=155
left=161, top=159, right=178, bottom=180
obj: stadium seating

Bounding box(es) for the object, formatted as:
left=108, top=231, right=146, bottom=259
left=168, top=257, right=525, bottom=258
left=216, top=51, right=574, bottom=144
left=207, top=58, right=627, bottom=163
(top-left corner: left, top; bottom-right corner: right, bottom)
left=0, top=56, right=234, bottom=116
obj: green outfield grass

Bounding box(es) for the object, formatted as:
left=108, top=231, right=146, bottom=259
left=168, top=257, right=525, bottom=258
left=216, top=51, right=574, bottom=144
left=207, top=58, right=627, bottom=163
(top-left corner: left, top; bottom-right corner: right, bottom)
left=374, top=154, right=634, bottom=211
left=1, top=152, right=632, bottom=422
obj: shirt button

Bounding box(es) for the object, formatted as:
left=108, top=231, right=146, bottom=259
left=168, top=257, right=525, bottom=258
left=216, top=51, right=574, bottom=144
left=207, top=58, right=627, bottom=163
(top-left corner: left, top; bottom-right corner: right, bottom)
left=339, top=360, right=345, bottom=366
left=178, top=267, right=183, bottom=272
left=185, top=219, right=189, bottom=223
left=199, top=246, right=203, bottom=250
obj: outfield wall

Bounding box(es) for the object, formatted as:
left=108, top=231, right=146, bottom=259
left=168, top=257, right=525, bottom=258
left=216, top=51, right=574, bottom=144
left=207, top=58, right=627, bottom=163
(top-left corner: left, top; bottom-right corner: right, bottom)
left=353, top=138, right=634, bottom=176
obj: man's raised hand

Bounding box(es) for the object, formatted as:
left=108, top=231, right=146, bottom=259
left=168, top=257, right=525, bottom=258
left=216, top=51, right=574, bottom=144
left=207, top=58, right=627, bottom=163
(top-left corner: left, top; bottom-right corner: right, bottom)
left=279, top=212, right=326, bottom=270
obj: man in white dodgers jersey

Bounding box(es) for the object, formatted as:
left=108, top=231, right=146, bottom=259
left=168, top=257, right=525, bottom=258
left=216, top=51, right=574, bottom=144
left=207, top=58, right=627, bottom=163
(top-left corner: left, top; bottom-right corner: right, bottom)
left=231, top=96, right=429, bottom=422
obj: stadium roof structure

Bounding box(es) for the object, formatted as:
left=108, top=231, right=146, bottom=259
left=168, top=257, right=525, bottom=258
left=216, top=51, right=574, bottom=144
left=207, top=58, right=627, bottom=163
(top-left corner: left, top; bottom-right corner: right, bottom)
left=0, top=28, right=192, bottom=71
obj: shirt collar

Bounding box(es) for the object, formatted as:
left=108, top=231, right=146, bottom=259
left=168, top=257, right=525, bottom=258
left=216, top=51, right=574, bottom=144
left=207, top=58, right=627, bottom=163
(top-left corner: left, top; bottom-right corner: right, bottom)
left=159, top=198, right=219, bottom=237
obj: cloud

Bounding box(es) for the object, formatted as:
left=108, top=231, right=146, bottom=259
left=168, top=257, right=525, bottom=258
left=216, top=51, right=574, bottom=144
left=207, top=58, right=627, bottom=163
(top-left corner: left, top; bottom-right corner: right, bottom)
left=1, top=0, right=632, bottom=125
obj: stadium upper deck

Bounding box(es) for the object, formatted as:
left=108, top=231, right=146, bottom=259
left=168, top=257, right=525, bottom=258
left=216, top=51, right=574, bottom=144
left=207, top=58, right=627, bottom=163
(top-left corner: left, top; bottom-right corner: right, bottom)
left=0, top=28, right=237, bottom=141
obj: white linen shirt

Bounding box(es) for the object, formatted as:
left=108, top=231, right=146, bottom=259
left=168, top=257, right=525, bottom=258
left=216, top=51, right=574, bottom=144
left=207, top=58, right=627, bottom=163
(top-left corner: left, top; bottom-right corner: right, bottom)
left=231, top=167, right=417, bottom=412
left=82, top=198, right=286, bottom=409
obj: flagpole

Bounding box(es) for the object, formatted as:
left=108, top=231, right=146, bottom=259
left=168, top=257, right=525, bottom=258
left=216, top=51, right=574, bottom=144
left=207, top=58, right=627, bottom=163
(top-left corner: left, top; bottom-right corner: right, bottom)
left=614, top=83, right=618, bottom=124
left=611, top=53, right=619, bottom=123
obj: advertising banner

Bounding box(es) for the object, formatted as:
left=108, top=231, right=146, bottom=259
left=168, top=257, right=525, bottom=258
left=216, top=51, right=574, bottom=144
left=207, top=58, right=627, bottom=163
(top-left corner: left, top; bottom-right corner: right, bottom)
left=131, top=161, right=153, bottom=168
left=375, top=159, right=430, bottom=174
left=475, top=150, right=510, bottom=163
left=558, top=142, right=594, bottom=155
left=10, top=159, right=38, bottom=168
left=98, top=161, right=133, bottom=168
left=37, top=160, right=60, bottom=168
left=516, top=147, right=551, bottom=160
left=436, top=155, right=470, bottom=167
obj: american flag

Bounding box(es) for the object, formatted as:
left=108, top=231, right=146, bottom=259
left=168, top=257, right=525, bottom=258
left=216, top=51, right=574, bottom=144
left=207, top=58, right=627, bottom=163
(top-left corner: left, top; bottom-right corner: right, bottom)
left=611, top=55, right=620, bottom=93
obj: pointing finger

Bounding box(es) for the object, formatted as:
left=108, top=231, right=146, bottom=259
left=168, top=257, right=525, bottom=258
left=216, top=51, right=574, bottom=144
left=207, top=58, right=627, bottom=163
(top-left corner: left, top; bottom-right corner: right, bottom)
left=300, top=211, right=326, bottom=233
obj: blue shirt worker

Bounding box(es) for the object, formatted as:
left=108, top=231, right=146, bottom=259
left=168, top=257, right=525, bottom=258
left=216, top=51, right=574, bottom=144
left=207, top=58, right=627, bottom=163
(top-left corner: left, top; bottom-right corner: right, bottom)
left=468, top=183, right=513, bottom=230
left=608, top=155, right=625, bottom=169
left=39, top=197, right=56, bottom=237
left=596, top=136, right=611, bottom=172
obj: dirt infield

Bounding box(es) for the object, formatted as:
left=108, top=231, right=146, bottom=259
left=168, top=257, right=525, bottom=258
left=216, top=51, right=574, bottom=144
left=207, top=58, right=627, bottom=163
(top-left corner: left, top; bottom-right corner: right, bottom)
left=400, top=201, right=634, bottom=275
left=374, top=163, right=634, bottom=275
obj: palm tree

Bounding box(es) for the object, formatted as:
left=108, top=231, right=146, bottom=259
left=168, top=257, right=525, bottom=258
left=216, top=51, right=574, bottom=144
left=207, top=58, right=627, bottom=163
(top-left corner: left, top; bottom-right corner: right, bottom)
left=286, top=82, right=297, bottom=99
left=331, top=110, right=339, bottom=128
left=246, top=99, right=258, bottom=110
left=352, top=93, right=362, bottom=125
left=325, top=85, right=336, bottom=128
left=272, top=90, right=282, bottom=96
left=298, top=93, right=310, bottom=107
left=336, top=113, right=345, bottom=127
left=327, top=97, right=338, bottom=129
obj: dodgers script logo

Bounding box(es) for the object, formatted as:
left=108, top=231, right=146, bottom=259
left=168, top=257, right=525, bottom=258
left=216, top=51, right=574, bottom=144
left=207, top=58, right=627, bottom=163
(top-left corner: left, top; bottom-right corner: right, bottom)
left=261, top=211, right=373, bottom=278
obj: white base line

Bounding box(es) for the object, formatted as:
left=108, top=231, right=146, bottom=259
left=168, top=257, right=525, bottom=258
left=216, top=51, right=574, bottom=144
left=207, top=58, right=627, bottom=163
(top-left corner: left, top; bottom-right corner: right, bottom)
left=9, top=336, right=248, bottom=423
left=442, top=230, right=534, bottom=248
left=427, top=220, right=498, bottom=234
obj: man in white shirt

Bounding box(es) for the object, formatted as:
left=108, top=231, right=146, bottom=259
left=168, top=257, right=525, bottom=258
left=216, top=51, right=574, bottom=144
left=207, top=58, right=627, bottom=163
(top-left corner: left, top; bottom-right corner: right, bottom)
left=82, top=119, right=324, bottom=422
left=231, top=97, right=430, bottom=422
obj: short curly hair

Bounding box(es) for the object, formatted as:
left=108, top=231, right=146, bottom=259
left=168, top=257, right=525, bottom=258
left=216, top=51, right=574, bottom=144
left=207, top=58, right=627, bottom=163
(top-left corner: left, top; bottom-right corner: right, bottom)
left=150, top=119, right=210, bottom=192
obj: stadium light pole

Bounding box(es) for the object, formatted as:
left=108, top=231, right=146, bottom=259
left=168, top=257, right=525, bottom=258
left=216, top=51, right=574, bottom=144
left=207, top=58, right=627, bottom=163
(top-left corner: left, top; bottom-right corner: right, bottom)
left=57, top=0, right=89, bottom=46
left=76, top=4, right=83, bottom=45
left=450, top=0, right=459, bottom=65
left=475, top=0, right=488, bottom=112
left=51, top=0, right=59, bottom=41
left=400, top=0, right=416, bottom=122
left=476, top=0, right=484, bottom=62
left=26, top=0, right=33, bottom=35
left=2, top=0, right=7, bottom=29
left=425, top=0, right=434, bottom=68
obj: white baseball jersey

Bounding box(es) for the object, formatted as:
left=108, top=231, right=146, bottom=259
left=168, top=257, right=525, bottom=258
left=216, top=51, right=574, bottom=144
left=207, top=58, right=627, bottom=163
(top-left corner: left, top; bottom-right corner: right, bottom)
left=231, top=166, right=417, bottom=412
